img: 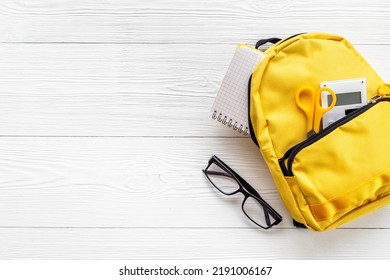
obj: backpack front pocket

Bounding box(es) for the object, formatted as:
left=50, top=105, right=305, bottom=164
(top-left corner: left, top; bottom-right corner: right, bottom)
left=280, top=98, right=390, bottom=223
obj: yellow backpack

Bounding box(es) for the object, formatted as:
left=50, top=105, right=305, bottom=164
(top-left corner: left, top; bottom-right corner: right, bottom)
left=249, top=32, right=390, bottom=231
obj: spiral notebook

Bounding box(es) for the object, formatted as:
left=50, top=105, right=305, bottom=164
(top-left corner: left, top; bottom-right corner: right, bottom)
left=211, top=44, right=265, bottom=136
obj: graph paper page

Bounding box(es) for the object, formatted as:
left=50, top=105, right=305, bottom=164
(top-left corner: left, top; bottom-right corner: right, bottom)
left=211, top=45, right=265, bottom=136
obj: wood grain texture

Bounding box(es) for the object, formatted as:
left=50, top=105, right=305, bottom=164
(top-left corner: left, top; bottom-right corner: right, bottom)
left=1, top=0, right=390, bottom=259
left=0, top=44, right=388, bottom=136
left=0, top=137, right=389, bottom=230
left=0, top=0, right=389, bottom=44
left=1, top=228, right=389, bottom=259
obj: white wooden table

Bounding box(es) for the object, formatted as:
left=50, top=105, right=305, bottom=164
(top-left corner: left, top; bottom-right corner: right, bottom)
left=0, top=0, right=389, bottom=259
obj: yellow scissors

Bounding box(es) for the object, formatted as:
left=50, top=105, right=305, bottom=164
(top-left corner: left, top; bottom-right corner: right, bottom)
left=296, top=85, right=337, bottom=137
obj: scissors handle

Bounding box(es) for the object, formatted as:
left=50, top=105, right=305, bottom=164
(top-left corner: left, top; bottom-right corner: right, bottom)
left=313, top=87, right=336, bottom=133
left=295, top=86, right=316, bottom=134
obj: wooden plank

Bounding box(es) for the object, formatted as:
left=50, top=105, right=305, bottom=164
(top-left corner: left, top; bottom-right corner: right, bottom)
left=0, top=0, right=388, bottom=262
left=1, top=227, right=389, bottom=259
left=0, top=44, right=388, bottom=136
left=0, top=137, right=389, bottom=229
left=0, top=0, right=389, bottom=44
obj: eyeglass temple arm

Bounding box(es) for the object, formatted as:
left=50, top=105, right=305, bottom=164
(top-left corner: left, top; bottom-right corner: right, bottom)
left=208, top=156, right=282, bottom=224
left=203, top=169, right=235, bottom=179
left=225, top=165, right=262, bottom=198
left=225, top=165, right=282, bottom=222
left=210, top=157, right=267, bottom=200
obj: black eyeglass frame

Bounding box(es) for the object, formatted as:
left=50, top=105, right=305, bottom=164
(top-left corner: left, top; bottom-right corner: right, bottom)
left=202, top=155, right=282, bottom=229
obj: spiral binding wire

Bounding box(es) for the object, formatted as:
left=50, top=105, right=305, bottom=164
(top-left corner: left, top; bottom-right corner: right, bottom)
left=212, top=110, right=249, bottom=136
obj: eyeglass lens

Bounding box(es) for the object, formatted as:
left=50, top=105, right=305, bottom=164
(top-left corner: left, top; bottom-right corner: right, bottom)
left=204, top=157, right=281, bottom=228
left=242, top=196, right=273, bottom=227
left=205, top=161, right=240, bottom=195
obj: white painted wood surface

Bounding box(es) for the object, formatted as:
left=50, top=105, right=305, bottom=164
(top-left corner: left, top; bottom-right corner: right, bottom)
left=0, top=0, right=389, bottom=259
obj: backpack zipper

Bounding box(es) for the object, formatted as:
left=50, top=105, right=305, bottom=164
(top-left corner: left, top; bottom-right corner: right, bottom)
left=279, top=97, right=390, bottom=176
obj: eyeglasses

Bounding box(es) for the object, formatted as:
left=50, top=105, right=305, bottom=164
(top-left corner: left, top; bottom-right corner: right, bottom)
left=202, top=155, right=282, bottom=229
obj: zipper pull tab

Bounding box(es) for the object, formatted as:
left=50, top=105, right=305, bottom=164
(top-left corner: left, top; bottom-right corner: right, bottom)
left=370, top=84, right=390, bottom=103
left=369, top=94, right=383, bottom=103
